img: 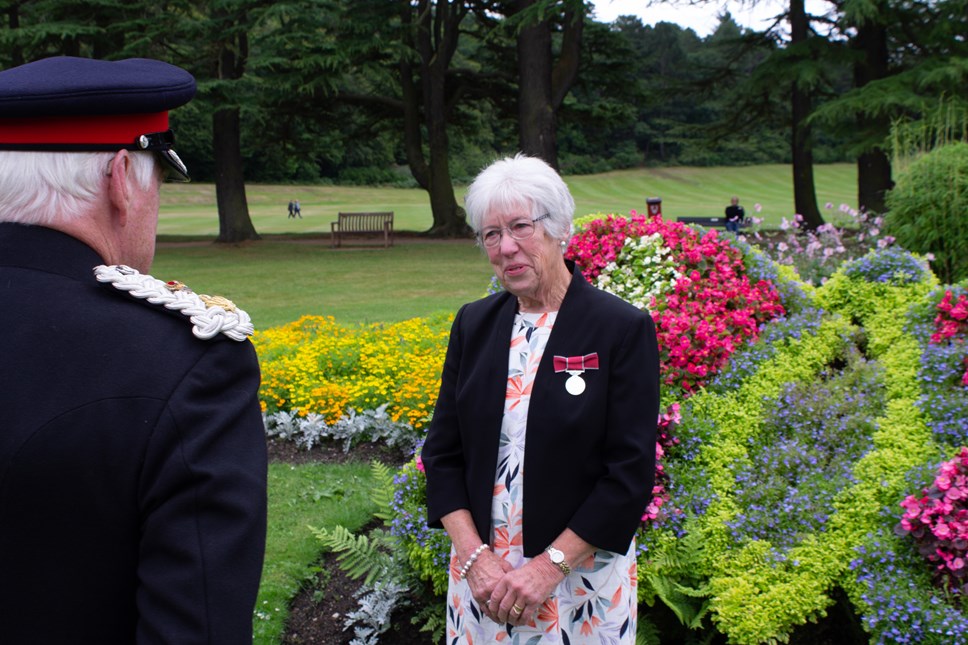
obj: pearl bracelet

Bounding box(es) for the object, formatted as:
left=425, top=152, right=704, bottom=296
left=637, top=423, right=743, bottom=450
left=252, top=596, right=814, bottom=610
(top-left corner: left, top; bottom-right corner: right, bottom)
left=458, top=543, right=489, bottom=580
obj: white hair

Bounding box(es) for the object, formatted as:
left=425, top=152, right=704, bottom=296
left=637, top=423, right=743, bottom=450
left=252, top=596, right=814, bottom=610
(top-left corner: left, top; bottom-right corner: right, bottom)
left=0, top=151, right=157, bottom=226
left=464, top=153, right=575, bottom=242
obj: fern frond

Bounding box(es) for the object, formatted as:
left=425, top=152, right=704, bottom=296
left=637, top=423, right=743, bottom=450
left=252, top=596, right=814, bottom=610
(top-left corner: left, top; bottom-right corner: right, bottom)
left=644, top=571, right=712, bottom=630
left=673, top=580, right=712, bottom=598
left=310, top=524, right=397, bottom=586
left=641, top=522, right=712, bottom=631
left=368, top=460, right=396, bottom=523
left=636, top=615, right=662, bottom=645
left=651, top=526, right=706, bottom=573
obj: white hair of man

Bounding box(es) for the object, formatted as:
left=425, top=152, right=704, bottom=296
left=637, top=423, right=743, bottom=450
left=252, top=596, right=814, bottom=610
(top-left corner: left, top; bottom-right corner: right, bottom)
left=0, top=151, right=158, bottom=226
left=464, top=153, right=575, bottom=243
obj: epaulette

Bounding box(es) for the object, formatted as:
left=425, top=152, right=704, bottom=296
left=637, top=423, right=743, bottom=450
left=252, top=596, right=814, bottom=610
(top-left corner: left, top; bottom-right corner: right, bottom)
left=94, top=264, right=254, bottom=341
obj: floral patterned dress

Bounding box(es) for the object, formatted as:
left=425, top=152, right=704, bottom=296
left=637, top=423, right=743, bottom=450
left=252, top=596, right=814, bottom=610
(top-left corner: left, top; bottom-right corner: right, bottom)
left=446, top=311, right=638, bottom=644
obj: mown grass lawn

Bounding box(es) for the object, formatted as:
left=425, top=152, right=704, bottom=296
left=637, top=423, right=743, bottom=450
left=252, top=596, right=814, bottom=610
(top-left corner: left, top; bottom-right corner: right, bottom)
left=157, top=163, right=858, bottom=238
left=151, top=238, right=491, bottom=329
left=254, top=462, right=379, bottom=645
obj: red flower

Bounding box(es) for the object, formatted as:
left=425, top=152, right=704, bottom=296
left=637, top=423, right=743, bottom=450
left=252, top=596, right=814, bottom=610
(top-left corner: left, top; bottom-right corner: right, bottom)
left=929, top=290, right=968, bottom=387
left=567, top=214, right=785, bottom=528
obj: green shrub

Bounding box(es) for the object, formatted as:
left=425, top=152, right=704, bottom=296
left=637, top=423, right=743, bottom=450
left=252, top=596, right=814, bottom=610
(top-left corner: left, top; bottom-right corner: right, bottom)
left=815, top=252, right=937, bottom=331
left=885, top=141, right=968, bottom=284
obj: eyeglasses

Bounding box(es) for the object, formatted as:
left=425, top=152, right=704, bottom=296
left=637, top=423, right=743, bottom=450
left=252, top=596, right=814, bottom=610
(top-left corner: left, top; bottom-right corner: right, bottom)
left=478, top=214, right=551, bottom=248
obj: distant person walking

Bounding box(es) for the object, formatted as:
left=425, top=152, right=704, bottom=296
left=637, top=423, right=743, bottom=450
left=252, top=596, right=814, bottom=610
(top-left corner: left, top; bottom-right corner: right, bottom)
left=294, top=200, right=302, bottom=218
left=724, top=196, right=745, bottom=233
left=287, top=200, right=295, bottom=218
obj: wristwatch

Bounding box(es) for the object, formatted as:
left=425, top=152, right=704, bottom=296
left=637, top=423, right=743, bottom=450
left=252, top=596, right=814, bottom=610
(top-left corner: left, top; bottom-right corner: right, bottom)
left=545, top=545, right=572, bottom=575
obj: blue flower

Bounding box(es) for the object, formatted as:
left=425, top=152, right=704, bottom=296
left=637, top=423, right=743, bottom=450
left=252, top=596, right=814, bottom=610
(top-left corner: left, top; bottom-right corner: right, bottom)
left=843, top=248, right=931, bottom=285
left=725, top=354, right=884, bottom=550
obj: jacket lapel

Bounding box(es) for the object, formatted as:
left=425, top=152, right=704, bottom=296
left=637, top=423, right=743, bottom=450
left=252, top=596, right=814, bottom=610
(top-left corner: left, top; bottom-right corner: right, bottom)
left=478, top=293, right=521, bottom=445
left=534, top=262, right=591, bottom=397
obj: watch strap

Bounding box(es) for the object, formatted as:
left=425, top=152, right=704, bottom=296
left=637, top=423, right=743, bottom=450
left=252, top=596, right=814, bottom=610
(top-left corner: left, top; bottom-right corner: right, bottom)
left=545, top=545, right=572, bottom=576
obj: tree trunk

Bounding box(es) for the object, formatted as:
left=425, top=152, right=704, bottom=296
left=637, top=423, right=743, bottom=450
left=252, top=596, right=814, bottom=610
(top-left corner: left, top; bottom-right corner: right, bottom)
left=857, top=149, right=892, bottom=214
left=425, top=59, right=467, bottom=236
left=403, top=0, right=470, bottom=237
left=213, top=17, right=258, bottom=243
left=791, top=85, right=822, bottom=229
left=213, top=107, right=258, bottom=243
left=399, top=59, right=430, bottom=192
left=514, top=0, right=584, bottom=170
left=854, top=18, right=892, bottom=214
left=517, top=4, right=557, bottom=167
left=399, top=3, right=430, bottom=192
left=789, top=0, right=823, bottom=229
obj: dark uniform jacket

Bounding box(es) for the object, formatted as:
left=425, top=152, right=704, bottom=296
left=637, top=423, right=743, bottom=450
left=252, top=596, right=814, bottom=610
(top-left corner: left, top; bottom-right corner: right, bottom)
left=422, top=261, right=660, bottom=557
left=0, top=223, right=268, bottom=644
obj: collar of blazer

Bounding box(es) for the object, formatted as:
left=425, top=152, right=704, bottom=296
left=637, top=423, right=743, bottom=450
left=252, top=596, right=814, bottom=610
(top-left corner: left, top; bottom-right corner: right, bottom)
left=491, top=260, right=600, bottom=393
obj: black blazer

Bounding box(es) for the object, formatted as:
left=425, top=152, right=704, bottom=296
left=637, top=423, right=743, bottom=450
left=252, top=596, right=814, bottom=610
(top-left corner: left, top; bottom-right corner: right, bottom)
left=423, top=260, right=660, bottom=557
left=0, top=223, right=268, bottom=644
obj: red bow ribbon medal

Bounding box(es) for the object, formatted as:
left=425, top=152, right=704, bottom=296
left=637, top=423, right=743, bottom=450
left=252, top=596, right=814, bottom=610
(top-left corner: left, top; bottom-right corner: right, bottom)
left=553, top=353, right=599, bottom=395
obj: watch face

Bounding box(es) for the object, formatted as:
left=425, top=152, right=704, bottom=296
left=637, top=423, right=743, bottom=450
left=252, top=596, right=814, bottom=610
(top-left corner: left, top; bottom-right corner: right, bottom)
left=549, top=548, right=564, bottom=563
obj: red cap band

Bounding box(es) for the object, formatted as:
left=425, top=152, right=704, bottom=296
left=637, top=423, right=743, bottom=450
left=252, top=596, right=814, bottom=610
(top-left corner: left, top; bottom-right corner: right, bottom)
left=0, top=112, right=169, bottom=147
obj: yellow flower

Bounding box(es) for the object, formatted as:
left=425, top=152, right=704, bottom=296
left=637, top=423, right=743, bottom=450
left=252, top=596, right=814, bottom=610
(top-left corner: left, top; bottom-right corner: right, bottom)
left=253, top=314, right=452, bottom=430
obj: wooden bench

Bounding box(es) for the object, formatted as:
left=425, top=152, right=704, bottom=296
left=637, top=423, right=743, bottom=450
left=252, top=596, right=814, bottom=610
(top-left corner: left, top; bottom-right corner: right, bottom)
left=330, top=211, right=394, bottom=248
left=676, top=216, right=751, bottom=230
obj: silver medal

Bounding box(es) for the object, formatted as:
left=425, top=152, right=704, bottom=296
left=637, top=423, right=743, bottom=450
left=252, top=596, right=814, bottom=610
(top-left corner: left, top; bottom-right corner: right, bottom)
left=565, top=371, right=585, bottom=395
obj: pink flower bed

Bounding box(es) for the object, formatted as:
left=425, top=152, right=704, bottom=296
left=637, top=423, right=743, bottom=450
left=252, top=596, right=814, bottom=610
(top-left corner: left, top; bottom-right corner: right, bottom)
left=931, top=290, right=968, bottom=387
left=897, top=447, right=968, bottom=595
left=643, top=403, right=681, bottom=525
left=567, top=212, right=786, bottom=394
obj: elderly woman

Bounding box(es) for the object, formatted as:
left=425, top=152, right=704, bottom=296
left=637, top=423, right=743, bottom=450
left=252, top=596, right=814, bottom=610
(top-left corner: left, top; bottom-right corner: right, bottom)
left=422, top=154, right=660, bottom=642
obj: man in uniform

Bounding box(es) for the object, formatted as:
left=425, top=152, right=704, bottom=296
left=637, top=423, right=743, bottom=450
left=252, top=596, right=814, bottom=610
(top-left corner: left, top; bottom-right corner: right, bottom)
left=0, top=57, right=267, bottom=644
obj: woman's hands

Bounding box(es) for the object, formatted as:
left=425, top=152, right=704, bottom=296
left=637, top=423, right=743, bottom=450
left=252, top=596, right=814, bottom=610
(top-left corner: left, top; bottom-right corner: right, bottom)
left=486, top=555, right=563, bottom=626
left=485, top=530, right=597, bottom=626
left=466, top=550, right=513, bottom=620
left=442, top=513, right=596, bottom=628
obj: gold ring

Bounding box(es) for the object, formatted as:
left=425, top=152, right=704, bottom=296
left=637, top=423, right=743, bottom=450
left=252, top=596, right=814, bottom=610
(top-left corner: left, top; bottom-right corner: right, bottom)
left=512, top=604, right=523, bottom=614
